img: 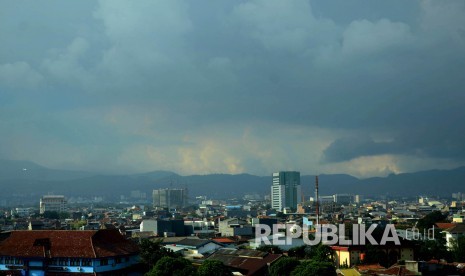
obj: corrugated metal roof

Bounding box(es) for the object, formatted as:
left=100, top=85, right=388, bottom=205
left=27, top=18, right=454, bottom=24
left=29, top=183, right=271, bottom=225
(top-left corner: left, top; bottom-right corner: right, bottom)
left=207, top=248, right=281, bottom=276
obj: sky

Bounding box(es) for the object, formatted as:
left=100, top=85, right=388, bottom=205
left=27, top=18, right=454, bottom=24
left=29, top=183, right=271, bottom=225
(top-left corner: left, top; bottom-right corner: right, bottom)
left=1, top=0, right=465, bottom=178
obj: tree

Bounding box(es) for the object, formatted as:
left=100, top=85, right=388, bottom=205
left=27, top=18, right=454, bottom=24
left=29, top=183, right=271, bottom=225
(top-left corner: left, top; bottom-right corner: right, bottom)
left=451, top=235, right=465, bottom=262
left=59, top=212, right=70, bottom=219
left=146, top=256, right=195, bottom=276
left=362, top=244, right=388, bottom=267
left=139, top=239, right=178, bottom=267
left=197, top=260, right=232, bottom=276
left=416, top=211, right=447, bottom=232
left=309, top=243, right=334, bottom=263
left=287, top=245, right=311, bottom=259
left=256, top=245, right=283, bottom=254
left=413, top=234, right=450, bottom=262
left=71, top=220, right=87, bottom=230
left=291, top=260, right=336, bottom=276
left=269, top=257, right=300, bottom=276
left=42, top=211, right=59, bottom=219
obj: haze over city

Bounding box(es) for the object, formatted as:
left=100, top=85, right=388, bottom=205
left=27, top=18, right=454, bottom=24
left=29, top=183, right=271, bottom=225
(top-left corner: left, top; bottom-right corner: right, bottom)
left=1, top=0, right=465, bottom=178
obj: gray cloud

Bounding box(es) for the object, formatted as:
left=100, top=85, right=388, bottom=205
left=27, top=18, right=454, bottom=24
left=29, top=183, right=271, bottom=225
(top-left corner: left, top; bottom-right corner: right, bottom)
left=0, top=0, right=465, bottom=177
left=322, top=136, right=397, bottom=163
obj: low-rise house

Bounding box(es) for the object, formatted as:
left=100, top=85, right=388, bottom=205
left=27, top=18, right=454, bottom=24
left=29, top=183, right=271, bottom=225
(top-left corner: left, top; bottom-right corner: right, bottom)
left=332, top=241, right=414, bottom=268
left=140, top=219, right=192, bottom=237
left=219, top=218, right=253, bottom=237
left=28, top=220, right=44, bottom=230
left=206, top=248, right=281, bottom=276
left=0, top=229, right=139, bottom=275
left=211, top=237, right=238, bottom=247
left=249, top=233, right=307, bottom=251
left=453, top=213, right=465, bottom=223
left=162, top=237, right=225, bottom=258
left=443, top=223, right=465, bottom=248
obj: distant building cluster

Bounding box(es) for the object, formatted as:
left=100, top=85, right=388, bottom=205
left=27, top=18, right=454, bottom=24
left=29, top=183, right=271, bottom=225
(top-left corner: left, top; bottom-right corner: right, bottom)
left=1, top=172, right=465, bottom=275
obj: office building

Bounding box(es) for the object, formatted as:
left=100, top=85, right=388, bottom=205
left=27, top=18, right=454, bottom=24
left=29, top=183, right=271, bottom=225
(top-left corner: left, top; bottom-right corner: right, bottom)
left=271, top=171, right=301, bottom=211
left=333, top=194, right=353, bottom=204
left=39, top=195, right=67, bottom=214
left=153, top=188, right=186, bottom=209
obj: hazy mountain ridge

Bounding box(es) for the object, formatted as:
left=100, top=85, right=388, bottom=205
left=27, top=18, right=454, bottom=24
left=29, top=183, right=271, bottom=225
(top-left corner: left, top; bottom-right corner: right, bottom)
left=0, top=159, right=96, bottom=181
left=0, top=159, right=463, bottom=199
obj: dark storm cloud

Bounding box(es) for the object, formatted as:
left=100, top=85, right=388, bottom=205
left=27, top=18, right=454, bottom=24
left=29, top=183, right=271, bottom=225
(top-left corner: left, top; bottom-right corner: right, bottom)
left=322, top=137, right=398, bottom=163
left=1, top=0, right=465, bottom=176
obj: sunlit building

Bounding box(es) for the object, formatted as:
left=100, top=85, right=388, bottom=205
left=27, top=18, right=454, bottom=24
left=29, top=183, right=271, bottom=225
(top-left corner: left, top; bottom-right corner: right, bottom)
left=271, top=171, right=301, bottom=211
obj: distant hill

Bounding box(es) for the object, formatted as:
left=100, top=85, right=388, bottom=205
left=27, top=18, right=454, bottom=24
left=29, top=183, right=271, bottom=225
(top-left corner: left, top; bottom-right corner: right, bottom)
left=356, top=166, right=465, bottom=196
left=0, top=159, right=95, bottom=181
left=0, top=159, right=464, bottom=199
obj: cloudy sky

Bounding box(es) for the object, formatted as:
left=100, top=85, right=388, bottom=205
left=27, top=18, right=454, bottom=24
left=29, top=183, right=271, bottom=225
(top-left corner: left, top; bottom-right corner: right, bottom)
left=1, top=0, right=465, bottom=177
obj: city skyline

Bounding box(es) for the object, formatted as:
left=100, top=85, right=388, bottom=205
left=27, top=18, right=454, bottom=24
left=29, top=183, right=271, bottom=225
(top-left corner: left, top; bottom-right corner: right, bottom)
left=1, top=1, right=465, bottom=178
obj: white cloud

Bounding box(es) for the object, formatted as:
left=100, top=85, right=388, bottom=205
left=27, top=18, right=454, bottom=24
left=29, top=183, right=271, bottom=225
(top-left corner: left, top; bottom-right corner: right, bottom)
left=41, top=37, right=91, bottom=84
left=231, top=0, right=338, bottom=53
left=342, top=19, right=413, bottom=55
left=95, top=0, right=192, bottom=68
left=420, top=0, right=465, bottom=42
left=0, top=61, right=43, bottom=89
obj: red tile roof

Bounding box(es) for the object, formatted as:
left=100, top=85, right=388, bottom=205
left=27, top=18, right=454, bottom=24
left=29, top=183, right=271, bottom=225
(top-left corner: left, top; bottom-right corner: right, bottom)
left=435, top=223, right=456, bottom=229
left=212, top=238, right=236, bottom=244
left=355, top=264, right=385, bottom=271
left=0, top=229, right=138, bottom=258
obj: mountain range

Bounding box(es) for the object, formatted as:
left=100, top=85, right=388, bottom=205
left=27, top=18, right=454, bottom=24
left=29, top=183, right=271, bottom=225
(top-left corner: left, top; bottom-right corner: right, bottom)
left=0, top=159, right=464, bottom=200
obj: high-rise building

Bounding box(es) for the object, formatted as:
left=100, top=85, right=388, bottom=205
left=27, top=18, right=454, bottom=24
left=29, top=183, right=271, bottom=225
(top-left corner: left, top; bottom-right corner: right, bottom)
left=333, top=194, right=353, bottom=204
left=153, top=188, right=186, bottom=209
left=39, top=195, right=67, bottom=214
left=271, top=171, right=301, bottom=211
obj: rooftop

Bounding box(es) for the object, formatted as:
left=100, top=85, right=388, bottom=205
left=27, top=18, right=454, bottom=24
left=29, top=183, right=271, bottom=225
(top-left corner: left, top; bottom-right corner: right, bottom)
left=207, top=248, right=281, bottom=275
left=0, top=229, right=139, bottom=258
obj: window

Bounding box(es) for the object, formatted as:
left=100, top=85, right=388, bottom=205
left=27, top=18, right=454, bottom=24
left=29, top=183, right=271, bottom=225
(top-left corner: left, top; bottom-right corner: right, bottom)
left=58, top=258, right=68, bottom=266
left=115, top=257, right=122, bottom=264
left=70, top=258, right=79, bottom=266
left=49, top=258, right=59, bottom=266
left=14, top=258, right=23, bottom=265
left=5, top=257, right=13, bottom=265
left=82, top=259, right=92, bottom=266
left=100, top=259, right=108, bottom=266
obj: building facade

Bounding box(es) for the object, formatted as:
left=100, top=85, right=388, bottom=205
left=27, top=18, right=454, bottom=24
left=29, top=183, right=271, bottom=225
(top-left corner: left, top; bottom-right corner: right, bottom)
left=140, top=219, right=191, bottom=237
left=333, top=194, right=353, bottom=204
left=0, top=229, right=139, bottom=275
left=39, top=195, right=67, bottom=214
left=271, top=171, right=301, bottom=211
left=219, top=218, right=253, bottom=237
left=153, top=188, right=186, bottom=209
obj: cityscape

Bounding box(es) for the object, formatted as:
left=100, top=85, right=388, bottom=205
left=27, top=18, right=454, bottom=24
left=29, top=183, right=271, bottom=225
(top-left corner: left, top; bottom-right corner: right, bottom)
left=2, top=1, right=465, bottom=276
left=1, top=166, right=465, bottom=275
